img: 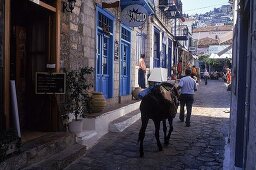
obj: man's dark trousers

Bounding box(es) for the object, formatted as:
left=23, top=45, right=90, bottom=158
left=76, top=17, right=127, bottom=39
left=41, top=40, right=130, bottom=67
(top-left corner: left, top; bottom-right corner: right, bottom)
left=179, top=94, right=194, bottom=125
left=204, top=76, right=208, bottom=85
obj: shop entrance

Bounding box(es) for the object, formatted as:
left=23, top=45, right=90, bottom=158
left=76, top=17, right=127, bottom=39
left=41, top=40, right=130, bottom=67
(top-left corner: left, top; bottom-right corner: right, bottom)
left=10, top=0, right=58, bottom=133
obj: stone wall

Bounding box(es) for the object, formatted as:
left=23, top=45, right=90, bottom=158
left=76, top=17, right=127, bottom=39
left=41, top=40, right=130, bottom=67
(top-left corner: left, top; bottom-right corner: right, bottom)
left=60, top=0, right=176, bottom=106
left=61, top=0, right=95, bottom=70
left=60, top=0, right=141, bottom=106
left=230, top=1, right=256, bottom=169
left=246, top=53, right=256, bottom=169
left=245, top=2, right=256, bottom=167
left=229, top=23, right=238, bottom=170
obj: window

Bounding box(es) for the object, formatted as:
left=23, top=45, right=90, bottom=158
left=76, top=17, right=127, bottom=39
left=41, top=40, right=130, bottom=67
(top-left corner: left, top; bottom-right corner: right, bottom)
left=161, top=44, right=167, bottom=68
left=98, top=12, right=113, bottom=33
left=153, top=29, right=160, bottom=67
left=121, top=27, right=131, bottom=42
left=102, top=37, right=108, bottom=74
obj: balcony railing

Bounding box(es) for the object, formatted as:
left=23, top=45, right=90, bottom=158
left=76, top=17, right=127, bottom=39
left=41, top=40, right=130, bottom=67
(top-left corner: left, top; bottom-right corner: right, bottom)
left=159, top=0, right=183, bottom=19
left=173, top=25, right=189, bottom=41
left=155, top=8, right=174, bottom=33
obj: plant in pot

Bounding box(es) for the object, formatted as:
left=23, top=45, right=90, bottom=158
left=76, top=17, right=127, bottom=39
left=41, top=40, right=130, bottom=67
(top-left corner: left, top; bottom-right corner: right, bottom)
left=62, top=67, right=93, bottom=135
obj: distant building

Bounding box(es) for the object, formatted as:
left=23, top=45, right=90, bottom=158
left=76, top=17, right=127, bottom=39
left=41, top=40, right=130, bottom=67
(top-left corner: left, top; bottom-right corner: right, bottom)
left=192, top=25, right=233, bottom=40
left=220, top=5, right=232, bottom=14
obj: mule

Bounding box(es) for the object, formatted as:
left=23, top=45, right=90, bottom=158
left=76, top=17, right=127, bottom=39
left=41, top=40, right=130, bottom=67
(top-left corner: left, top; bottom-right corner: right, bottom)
left=138, top=82, right=179, bottom=157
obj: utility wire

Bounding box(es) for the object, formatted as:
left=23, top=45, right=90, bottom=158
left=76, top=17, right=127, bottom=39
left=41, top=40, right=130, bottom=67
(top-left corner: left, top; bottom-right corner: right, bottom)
left=184, top=3, right=229, bottom=13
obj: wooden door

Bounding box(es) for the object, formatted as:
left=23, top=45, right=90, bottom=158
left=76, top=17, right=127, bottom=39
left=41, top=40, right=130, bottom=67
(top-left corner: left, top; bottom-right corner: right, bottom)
left=10, top=0, right=58, bottom=131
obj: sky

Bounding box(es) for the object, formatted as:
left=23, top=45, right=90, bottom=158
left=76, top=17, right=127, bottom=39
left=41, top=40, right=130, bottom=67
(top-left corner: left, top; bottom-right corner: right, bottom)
left=181, top=0, right=230, bottom=15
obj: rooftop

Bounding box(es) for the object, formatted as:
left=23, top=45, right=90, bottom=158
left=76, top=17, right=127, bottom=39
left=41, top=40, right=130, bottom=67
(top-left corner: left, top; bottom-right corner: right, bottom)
left=193, top=25, right=233, bottom=33
left=198, top=37, right=219, bottom=48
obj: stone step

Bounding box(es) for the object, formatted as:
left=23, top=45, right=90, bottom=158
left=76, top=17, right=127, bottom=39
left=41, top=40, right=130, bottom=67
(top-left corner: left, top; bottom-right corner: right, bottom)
left=76, top=130, right=98, bottom=149
left=23, top=143, right=87, bottom=170
left=83, top=101, right=141, bottom=138
left=0, top=132, right=75, bottom=170
left=109, top=109, right=141, bottom=132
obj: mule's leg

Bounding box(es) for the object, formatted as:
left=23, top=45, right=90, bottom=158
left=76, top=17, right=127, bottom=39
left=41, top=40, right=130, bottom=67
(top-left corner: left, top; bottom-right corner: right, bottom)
left=138, top=116, right=149, bottom=157
left=153, top=120, right=162, bottom=151
left=165, top=117, right=174, bottom=145
left=162, top=119, right=168, bottom=145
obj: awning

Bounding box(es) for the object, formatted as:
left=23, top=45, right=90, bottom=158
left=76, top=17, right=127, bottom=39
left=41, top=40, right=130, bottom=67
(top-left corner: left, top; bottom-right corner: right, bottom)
left=192, top=55, right=198, bottom=59
left=209, top=53, right=232, bottom=59
left=219, top=31, right=233, bottom=44
left=209, top=53, right=219, bottom=59
left=175, top=35, right=188, bottom=41
left=120, top=0, right=155, bottom=15
left=217, top=45, right=232, bottom=56
left=148, top=68, right=168, bottom=83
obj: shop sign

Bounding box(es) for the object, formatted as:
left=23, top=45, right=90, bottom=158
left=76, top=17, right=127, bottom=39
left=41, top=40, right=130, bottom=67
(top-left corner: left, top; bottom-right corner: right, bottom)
left=114, top=40, right=119, bottom=61
left=36, top=72, right=66, bottom=94
left=121, top=5, right=148, bottom=27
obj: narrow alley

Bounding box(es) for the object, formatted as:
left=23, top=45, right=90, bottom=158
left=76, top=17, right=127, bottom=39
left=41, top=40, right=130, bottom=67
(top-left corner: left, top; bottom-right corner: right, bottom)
left=64, top=80, right=230, bottom=170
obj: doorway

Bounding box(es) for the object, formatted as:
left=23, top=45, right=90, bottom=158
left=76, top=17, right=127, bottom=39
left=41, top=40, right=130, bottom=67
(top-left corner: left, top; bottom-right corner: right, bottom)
left=120, top=26, right=131, bottom=96
left=10, top=0, right=57, bottom=132
left=96, top=7, right=114, bottom=99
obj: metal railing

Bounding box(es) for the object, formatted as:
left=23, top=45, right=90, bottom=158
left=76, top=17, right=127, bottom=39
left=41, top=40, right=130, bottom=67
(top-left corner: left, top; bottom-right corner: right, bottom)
left=155, top=8, right=174, bottom=33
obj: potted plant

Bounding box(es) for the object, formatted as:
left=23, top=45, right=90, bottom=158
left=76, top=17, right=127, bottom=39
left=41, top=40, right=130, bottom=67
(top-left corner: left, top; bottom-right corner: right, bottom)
left=62, top=67, right=93, bottom=134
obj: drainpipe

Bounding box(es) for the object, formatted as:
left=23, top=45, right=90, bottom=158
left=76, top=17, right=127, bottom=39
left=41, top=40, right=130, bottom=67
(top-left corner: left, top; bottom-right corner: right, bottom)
left=118, top=13, right=121, bottom=104
left=174, top=17, right=177, bottom=65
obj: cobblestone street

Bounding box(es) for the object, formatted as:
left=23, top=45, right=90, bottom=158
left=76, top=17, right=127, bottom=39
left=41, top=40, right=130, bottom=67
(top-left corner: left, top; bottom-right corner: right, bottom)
left=65, top=80, right=231, bottom=170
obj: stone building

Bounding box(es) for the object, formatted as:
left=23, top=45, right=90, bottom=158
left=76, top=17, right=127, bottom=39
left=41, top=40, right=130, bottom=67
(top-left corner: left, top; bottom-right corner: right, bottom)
left=192, top=25, right=233, bottom=40
left=0, top=0, right=189, bottom=141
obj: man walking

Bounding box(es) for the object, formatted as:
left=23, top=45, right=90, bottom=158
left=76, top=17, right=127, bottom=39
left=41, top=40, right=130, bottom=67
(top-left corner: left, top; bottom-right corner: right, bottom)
left=203, top=69, right=210, bottom=85
left=177, top=69, right=197, bottom=127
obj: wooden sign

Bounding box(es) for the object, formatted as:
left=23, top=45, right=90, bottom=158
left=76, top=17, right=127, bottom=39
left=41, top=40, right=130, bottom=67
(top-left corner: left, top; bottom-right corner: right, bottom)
left=36, top=72, right=66, bottom=94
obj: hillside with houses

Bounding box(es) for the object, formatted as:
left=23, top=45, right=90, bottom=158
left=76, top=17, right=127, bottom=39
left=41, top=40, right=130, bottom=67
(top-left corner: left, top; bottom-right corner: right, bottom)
left=183, top=4, right=233, bottom=73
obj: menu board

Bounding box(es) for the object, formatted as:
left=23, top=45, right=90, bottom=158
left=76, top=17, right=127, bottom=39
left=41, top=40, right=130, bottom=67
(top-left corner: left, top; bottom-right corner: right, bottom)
left=36, top=72, right=66, bottom=94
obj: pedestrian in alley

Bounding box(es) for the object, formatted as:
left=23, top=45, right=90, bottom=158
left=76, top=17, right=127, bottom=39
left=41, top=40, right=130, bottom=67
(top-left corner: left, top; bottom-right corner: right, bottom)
left=177, top=59, right=182, bottom=79
left=177, top=68, right=197, bottom=127
left=203, top=69, right=210, bottom=85
left=226, top=68, right=231, bottom=84
left=138, top=54, right=146, bottom=88
left=191, top=65, right=197, bottom=77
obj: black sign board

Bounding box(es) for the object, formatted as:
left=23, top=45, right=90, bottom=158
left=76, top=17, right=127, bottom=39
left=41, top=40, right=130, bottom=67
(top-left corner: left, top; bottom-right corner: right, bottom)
left=36, top=72, right=66, bottom=94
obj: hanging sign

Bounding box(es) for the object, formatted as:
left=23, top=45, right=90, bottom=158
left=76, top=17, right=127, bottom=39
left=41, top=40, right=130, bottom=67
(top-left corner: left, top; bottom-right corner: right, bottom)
left=121, top=4, right=148, bottom=27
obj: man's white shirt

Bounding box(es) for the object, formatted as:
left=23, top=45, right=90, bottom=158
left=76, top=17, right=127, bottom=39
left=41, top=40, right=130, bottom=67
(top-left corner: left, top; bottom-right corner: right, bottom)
left=179, top=76, right=197, bottom=94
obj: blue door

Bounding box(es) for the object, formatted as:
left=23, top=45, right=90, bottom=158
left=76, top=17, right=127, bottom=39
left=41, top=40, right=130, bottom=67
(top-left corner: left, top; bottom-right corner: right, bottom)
left=120, top=42, right=130, bottom=95
left=96, top=7, right=114, bottom=99
left=96, top=32, right=111, bottom=98
left=120, top=27, right=131, bottom=96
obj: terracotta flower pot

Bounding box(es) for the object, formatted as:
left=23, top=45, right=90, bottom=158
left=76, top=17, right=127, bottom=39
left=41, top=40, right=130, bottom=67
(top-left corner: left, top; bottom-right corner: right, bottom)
left=90, top=92, right=106, bottom=113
